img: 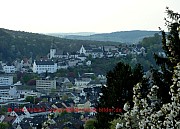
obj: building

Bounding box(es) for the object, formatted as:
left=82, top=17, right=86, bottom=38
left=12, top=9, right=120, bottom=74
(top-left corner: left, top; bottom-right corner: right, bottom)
left=74, top=78, right=91, bottom=87
left=32, top=60, right=57, bottom=74
left=50, top=49, right=69, bottom=59
left=0, top=86, right=19, bottom=102
left=79, top=45, right=86, bottom=55
left=103, top=45, right=118, bottom=52
left=36, top=79, right=56, bottom=92
left=50, top=48, right=56, bottom=59
left=3, top=65, right=16, bottom=73
left=0, top=76, right=13, bottom=86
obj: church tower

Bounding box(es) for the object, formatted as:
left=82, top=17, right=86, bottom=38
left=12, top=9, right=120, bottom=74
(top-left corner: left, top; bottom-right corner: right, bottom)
left=79, top=45, right=86, bottom=54
left=50, top=49, right=56, bottom=59
left=50, top=39, right=56, bottom=59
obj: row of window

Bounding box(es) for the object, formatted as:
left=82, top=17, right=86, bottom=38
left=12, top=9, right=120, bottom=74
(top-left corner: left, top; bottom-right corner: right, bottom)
left=36, top=65, right=55, bottom=67
left=36, top=68, right=54, bottom=70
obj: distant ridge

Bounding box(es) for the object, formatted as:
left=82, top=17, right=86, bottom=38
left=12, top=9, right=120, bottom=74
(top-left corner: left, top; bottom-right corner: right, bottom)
left=0, top=28, right=119, bottom=62
left=47, top=30, right=160, bottom=44
left=47, top=32, right=96, bottom=37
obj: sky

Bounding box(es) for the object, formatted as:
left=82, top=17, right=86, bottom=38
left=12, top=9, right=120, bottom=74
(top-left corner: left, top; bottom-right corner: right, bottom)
left=0, top=0, right=180, bottom=33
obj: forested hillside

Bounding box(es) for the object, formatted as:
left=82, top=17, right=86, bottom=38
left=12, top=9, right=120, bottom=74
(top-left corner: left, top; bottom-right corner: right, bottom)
left=0, top=28, right=118, bottom=62
left=59, top=30, right=159, bottom=43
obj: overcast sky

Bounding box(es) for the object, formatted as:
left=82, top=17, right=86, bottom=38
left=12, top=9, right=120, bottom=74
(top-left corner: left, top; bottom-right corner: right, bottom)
left=0, top=0, right=180, bottom=33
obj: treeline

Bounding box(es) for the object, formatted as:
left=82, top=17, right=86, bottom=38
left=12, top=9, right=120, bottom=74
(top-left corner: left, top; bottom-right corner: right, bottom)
left=0, top=28, right=118, bottom=62
left=94, top=8, right=180, bottom=129
left=0, top=28, right=164, bottom=73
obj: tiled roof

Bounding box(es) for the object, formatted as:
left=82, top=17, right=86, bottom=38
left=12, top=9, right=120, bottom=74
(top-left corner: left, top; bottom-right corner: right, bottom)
left=3, top=116, right=16, bottom=123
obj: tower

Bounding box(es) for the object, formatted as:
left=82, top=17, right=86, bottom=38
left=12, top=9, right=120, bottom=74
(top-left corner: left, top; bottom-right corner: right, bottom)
left=50, top=39, right=56, bottom=59
left=79, top=45, right=86, bottom=54
left=50, top=49, right=56, bottom=59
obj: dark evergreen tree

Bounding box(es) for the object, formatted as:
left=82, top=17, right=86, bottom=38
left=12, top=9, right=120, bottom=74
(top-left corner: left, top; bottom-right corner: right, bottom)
left=94, top=62, right=145, bottom=129
left=153, top=7, right=180, bottom=103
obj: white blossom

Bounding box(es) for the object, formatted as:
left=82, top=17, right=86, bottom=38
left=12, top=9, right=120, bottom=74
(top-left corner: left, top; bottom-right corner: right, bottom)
left=116, top=123, right=123, bottom=129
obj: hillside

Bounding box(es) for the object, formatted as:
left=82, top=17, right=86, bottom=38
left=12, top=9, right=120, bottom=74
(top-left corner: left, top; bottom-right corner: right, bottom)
left=0, top=28, right=119, bottom=62
left=48, top=30, right=160, bottom=44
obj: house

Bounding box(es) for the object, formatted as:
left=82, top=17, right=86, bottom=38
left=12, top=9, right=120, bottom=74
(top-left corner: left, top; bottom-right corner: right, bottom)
left=19, top=90, right=41, bottom=99
left=32, top=60, right=57, bottom=74
left=74, top=78, right=91, bottom=87
left=1, top=114, right=21, bottom=125
left=50, top=49, right=69, bottom=59
left=76, top=100, right=91, bottom=113
left=18, top=115, right=48, bottom=129
left=3, top=65, right=16, bottom=73
left=56, top=77, right=70, bottom=86
left=68, top=59, right=80, bottom=67
left=103, top=45, right=118, bottom=52
left=57, top=62, right=68, bottom=69
left=77, top=54, right=87, bottom=61
left=86, top=60, right=91, bottom=66
left=9, top=110, right=25, bottom=122
left=20, top=58, right=32, bottom=68
left=91, top=48, right=104, bottom=58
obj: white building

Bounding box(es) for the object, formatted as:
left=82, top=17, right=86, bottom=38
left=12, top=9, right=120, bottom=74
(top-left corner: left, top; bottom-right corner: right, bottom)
left=3, top=65, right=16, bottom=73
left=36, top=79, right=56, bottom=92
left=103, top=45, right=118, bottom=52
left=0, top=86, right=19, bottom=102
left=86, top=60, right=91, bottom=66
left=0, top=76, right=13, bottom=86
left=50, top=49, right=56, bottom=59
left=32, top=60, right=57, bottom=74
left=74, top=78, right=91, bottom=86
left=50, top=49, right=69, bottom=59
left=79, top=45, right=86, bottom=55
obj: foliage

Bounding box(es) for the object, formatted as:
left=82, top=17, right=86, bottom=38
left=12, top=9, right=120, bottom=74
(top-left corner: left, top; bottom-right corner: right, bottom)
left=84, top=119, right=97, bottom=129
left=65, top=30, right=158, bottom=43
left=113, top=7, right=180, bottom=129
left=0, top=106, right=7, bottom=115
left=0, top=28, right=117, bottom=62
left=25, top=96, right=35, bottom=103
left=139, top=33, right=162, bottom=70
left=116, top=63, right=180, bottom=128
left=15, top=72, right=39, bottom=85
left=0, top=122, right=11, bottom=129
left=25, top=96, right=39, bottom=104
left=153, top=7, right=180, bottom=104
left=42, top=98, right=48, bottom=102
left=94, top=62, right=146, bottom=129
left=61, top=94, right=69, bottom=100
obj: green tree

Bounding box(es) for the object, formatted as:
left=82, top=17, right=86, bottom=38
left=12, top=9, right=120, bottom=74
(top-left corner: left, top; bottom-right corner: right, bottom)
left=153, top=7, right=180, bottom=103
left=0, top=106, right=7, bottom=115
left=62, top=94, right=69, bottom=100
left=25, top=96, right=34, bottom=103
left=42, top=98, right=48, bottom=102
left=94, top=62, right=145, bottom=129
left=84, top=119, right=96, bottom=129
left=0, top=122, right=10, bottom=129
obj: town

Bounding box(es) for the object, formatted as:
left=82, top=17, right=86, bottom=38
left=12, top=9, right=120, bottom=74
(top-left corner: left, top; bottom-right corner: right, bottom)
left=0, top=44, right=146, bottom=129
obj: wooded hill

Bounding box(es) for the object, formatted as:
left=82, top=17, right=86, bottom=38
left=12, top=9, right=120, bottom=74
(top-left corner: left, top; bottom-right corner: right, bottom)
left=0, top=28, right=119, bottom=62
left=50, top=30, right=159, bottom=43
